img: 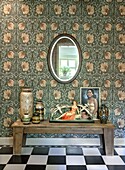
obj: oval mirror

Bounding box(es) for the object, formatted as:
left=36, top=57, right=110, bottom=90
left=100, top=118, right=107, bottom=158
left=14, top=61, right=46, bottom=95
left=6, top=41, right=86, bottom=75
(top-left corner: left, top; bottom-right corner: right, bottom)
left=47, top=34, right=82, bottom=83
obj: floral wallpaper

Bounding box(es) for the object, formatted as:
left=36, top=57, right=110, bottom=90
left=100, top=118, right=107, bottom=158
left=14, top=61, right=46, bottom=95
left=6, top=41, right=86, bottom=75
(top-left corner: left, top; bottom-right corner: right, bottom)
left=0, top=0, right=125, bottom=138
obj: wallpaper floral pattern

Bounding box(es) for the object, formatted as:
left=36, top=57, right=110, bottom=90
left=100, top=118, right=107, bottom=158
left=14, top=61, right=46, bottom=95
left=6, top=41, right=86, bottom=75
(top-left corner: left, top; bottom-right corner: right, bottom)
left=0, top=0, right=125, bottom=138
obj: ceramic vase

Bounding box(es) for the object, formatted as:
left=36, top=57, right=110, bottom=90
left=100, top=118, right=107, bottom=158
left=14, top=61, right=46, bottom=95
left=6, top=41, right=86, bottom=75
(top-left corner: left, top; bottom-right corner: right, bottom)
left=35, top=101, right=44, bottom=121
left=99, top=104, right=109, bottom=124
left=20, top=87, right=33, bottom=119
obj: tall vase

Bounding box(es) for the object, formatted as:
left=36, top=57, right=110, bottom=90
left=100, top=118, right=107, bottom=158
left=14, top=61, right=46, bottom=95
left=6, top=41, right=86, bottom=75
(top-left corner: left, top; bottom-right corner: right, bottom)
left=99, top=104, right=109, bottom=124
left=20, top=87, right=33, bottom=119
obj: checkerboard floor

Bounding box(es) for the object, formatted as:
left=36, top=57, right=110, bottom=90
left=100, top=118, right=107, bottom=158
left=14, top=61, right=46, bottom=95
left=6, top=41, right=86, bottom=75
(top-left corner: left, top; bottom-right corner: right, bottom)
left=0, top=145, right=125, bottom=170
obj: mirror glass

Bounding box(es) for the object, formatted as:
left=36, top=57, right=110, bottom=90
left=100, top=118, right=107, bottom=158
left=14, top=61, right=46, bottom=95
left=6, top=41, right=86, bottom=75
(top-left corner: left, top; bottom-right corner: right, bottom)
left=47, top=34, right=82, bottom=83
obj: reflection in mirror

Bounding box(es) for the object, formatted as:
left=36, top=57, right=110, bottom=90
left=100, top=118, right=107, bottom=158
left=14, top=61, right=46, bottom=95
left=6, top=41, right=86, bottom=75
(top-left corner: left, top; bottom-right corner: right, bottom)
left=48, top=34, right=82, bottom=83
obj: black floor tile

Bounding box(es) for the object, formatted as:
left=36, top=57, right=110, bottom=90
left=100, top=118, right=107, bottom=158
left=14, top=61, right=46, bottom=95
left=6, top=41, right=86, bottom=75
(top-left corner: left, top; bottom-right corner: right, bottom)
left=47, top=155, right=66, bottom=164
left=0, top=147, right=13, bottom=154
left=120, top=156, right=125, bottom=163
left=107, top=165, right=125, bottom=170
left=32, top=147, right=49, bottom=155
left=0, top=165, right=5, bottom=170
left=85, top=156, right=105, bottom=164
left=25, top=165, right=46, bottom=170
left=67, top=165, right=87, bottom=170
left=66, top=147, right=83, bottom=155
left=8, top=155, right=29, bottom=164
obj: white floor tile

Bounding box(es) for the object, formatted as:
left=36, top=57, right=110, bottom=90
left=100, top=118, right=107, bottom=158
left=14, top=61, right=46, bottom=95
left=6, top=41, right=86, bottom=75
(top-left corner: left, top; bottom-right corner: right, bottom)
left=66, top=156, right=86, bottom=165
left=46, top=165, right=66, bottom=170
left=21, top=147, right=33, bottom=155
left=87, top=165, right=108, bottom=170
left=49, top=147, right=66, bottom=155
left=102, top=155, right=125, bottom=165
left=0, top=155, right=12, bottom=164
left=82, top=147, right=101, bottom=155
left=115, top=147, right=125, bottom=155
left=3, top=164, right=26, bottom=170
left=27, top=155, right=48, bottom=164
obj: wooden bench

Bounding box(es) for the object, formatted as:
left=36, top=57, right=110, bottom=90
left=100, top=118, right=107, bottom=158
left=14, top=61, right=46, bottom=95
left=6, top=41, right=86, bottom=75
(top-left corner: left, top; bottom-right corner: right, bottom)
left=12, top=119, right=114, bottom=155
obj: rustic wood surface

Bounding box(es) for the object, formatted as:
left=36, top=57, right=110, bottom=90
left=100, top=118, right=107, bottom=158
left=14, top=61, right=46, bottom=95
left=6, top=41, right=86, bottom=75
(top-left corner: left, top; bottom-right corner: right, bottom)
left=12, top=119, right=114, bottom=155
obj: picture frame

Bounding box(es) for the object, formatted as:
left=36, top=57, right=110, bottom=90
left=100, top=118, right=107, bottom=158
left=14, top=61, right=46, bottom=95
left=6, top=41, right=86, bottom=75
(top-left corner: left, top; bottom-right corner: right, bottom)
left=80, top=87, right=101, bottom=119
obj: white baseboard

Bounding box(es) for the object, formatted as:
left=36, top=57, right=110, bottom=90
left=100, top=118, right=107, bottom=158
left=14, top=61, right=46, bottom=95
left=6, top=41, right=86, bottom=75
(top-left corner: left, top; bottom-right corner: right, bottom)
left=0, top=137, right=125, bottom=146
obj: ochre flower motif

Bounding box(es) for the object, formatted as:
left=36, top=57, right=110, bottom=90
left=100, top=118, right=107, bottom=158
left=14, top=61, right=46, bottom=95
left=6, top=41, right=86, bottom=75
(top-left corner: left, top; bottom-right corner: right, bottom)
left=18, top=79, right=25, bottom=87
left=101, top=34, right=109, bottom=44
left=115, top=52, right=122, bottom=59
left=54, top=5, right=62, bottom=15
left=68, top=90, right=75, bottom=100
left=118, top=63, right=125, bottom=72
left=83, top=52, right=90, bottom=59
left=36, top=33, right=44, bottom=43
left=101, top=5, right=109, bottom=15
left=116, top=23, right=123, bottom=31
left=51, top=23, right=58, bottom=30
left=36, top=90, right=43, bottom=99
left=40, top=79, right=46, bottom=87
left=18, top=22, right=25, bottom=30
left=117, top=119, right=124, bottom=128
left=21, top=4, right=30, bottom=15
left=86, top=34, right=94, bottom=44
left=36, top=62, right=43, bottom=71
left=4, top=33, right=11, bottom=43
left=40, top=22, right=47, bottom=30
left=7, top=79, right=14, bottom=86
left=18, top=51, right=26, bottom=58
left=114, top=108, right=121, bottom=116
left=21, top=33, right=29, bottom=43
left=7, top=51, right=14, bottom=58
left=82, top=80, right=89, bottom=87
left=73, top=23, right=79, bottom=31
left=69, top=5, right=76, bottom=15
left=3, top=118, right=12, bottom=127
left=39, top=51, right=47, bottom=58
left=101, top=90, right=108, bottom=100
left=7, top=22, right=14, bottom=30
left=100, top=62, right=108, bottom=72
left=105, top=23, right=112, bottom=31
left=86, top=62, right=93, bottom=72
left=86, top=5, right=94, bottom=15
left=104, top=80, right=111, bottom=88
left=4, top=90, right=11, bottom=99
left=119, top=5, right=125, bottom=16
left=104, top=51, right=111, bottom=59
left=36, top=4, right=44, bottom=14
left=53, top=90, right=61, bottom=100
left=72, top=80, right=79, bottom=87
left=118, top=91, right=125, bottom=100
left=106, top=0, right=112, bottom=2
left=3, top=61, right=11, bottom=71
left=115, top=80, right=122, bottom=88
left=118, top=34, right=125, bottom=44
left=7, top=107, right=14, bottom=115
left=83, top=23, right=91, bottom=31
left=3, top=4, right=12, bottom=15
left=50, top=80, right=57, bottom=87
left=117, top=0, right=123, bottom=2
left=21, top=62, right=29, bottom=71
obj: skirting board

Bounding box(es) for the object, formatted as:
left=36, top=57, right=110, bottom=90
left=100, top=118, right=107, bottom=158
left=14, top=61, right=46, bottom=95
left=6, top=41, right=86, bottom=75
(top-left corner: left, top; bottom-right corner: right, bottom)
left=0, top=137, right=125, bottom=146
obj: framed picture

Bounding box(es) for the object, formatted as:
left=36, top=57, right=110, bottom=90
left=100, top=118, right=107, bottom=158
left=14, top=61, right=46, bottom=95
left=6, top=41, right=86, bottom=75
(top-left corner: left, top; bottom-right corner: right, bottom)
left=80, top=87, right=101, bottom=119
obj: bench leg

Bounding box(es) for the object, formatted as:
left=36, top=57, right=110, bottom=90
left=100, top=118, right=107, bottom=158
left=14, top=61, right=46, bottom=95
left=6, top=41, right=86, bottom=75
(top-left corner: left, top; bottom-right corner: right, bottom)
left=13, top=127, right=23, bottom=155
left=103, top=128, right=114, bottom=155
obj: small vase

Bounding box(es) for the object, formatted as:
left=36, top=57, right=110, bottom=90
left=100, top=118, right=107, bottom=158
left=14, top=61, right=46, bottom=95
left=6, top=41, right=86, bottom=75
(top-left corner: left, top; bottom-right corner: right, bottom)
left=35, top=101, right=44, bottom=121
left=99, top=104, right=109, bottom=124
left=20, top=87, right=33, bottom=119
left=22, top=113, right=31, bottom=125
left=32, top=112, right=40, bottom=124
